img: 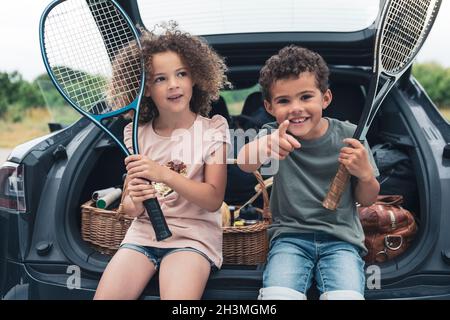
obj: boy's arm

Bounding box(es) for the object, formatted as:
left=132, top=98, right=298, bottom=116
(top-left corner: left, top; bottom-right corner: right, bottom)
left=354, top=176, right=380, bottom=207
left=237, top=135, right=268, bottom=173
left=339, top=138, right=380, bottom=207
left=237, top=120, right=300, bottom=173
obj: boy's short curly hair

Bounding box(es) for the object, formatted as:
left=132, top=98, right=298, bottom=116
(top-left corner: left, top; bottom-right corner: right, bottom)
left=108, top=22, right=230, bottom=125
left=259, top=45, right=330, bottom=101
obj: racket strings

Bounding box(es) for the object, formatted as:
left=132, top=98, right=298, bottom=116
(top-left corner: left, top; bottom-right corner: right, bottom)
left=43, top=0, right=142, bottom=115
left=380, top=0, right=438, bottom=74
left=87, top=1, right=143, bottom=110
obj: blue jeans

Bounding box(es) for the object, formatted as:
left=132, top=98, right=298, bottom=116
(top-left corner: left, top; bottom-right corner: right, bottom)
left=259, top=233, right=365, bottom=300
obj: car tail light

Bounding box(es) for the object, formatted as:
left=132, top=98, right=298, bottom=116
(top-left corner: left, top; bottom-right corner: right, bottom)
left=0, top=162, right=26, bottom=214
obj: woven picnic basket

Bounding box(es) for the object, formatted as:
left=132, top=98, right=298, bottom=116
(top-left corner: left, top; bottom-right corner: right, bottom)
left=81, top=166, right=272, bottom=264
left=81, top=186, right=133, bottom=256
left=222, top=167, right=272, bottom=265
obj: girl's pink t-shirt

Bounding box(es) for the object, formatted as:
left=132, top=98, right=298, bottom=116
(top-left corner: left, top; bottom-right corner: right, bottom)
left=121, top=114, right=230, bottom=268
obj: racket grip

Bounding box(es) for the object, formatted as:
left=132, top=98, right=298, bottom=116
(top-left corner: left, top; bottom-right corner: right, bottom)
left=322, top=163, right=351, bottom=211
left=143, top=198, right=172, bottom=241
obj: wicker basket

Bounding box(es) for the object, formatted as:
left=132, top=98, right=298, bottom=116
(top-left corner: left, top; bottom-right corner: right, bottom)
left=222, top=169, right=271, bottom=265
left=81, top=197, right=134, bottom=256
left=81, top=167, right=272, bottom=265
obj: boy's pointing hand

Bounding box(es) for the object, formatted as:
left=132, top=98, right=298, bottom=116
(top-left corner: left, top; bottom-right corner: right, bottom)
left=265, top=120, right=301, bottom=160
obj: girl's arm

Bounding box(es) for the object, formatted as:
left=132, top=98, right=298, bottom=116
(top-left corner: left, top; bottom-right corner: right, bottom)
left=125, top=144, right=228, bottom=212
left=121, top=177, right=157, bottom=217
left=122, top=194, right=145, bottom=218
left=164, top=144, right=227, bottom=212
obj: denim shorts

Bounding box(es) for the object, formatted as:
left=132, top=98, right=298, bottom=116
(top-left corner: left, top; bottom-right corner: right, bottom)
left=119, top=243, right=216, bottom=271
left=262, top=233, right=365, bottom=298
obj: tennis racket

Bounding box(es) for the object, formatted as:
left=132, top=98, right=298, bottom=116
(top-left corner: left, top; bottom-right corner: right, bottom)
left=40, top=0, right=172, bottom=241
left=323, top=0, right=442, bottom=211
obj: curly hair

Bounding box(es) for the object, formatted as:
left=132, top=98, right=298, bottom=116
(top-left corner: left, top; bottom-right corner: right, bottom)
left=259, top=45, right=330, bottom=101
left=108, top=22, right=230, bottom=125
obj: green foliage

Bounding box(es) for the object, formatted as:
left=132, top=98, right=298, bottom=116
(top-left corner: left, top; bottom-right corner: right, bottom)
left=0, top=95, right=8, bottom=118
left=221, top=84, right=260, bottom=106
left=0, top=71, right=22, bottom=106
left=221, top=84, right=261, bottom=114
left=0, top=68, right=106, bottom=123
left=412, top=62, right=450, bottom=108
left=51, top=66, right=107, bottom=109
left=35, top=74, right=68, bottom=108
left=0, top=71, right=46, bottom=117
left=8, top=104, right=25, bottom=123
left=18, top=81, right=46, bottom=108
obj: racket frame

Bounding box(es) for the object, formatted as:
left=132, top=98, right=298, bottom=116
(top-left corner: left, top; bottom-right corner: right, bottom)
left=323, top=0, right=442, bottom=210
left=39, top=0, right=143, bottom=157
left=39, top=0, right=172, bottom=241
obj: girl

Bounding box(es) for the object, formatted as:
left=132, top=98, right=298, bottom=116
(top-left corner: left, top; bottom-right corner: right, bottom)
left=94, top=23, right=231, bottom=300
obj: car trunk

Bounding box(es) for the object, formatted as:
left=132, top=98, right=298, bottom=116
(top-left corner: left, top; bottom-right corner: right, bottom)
left=38, top=65, right=428, bottom=299
left=4, top=0, right=444, bottom=300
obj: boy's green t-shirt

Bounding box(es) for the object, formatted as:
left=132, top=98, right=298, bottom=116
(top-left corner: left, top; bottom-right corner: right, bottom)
left=258, top=118, right=379, bottom=255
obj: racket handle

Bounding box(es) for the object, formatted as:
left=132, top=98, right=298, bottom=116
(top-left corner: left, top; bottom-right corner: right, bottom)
left=143, top=198, right=172, bottom=241
left=322, top=163, right=351, bottom=211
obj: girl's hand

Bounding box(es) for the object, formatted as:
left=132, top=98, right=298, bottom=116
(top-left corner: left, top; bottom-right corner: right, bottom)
left=125, top=155, right=170, bottom=183
left=338, top=138, right=374, bottom=182
left=261, top=120, right=301, bottom=161
left=127, top=177, right=157, bottom=203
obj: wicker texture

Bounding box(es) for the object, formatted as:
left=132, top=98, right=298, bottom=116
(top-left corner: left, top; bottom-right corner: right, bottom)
left=222, top=169, right=271, bottom=265
left=81, top=188, right=134, bottom=255
left=81, top=165, right=271, bottom=265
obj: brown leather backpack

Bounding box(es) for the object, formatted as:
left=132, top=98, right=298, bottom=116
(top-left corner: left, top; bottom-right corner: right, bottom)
left=358, top=195, right=417, bottom=264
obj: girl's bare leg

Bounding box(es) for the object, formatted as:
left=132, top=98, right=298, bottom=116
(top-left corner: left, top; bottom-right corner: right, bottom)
left=94, top=248, right=157, bottom=300
left=158, top=251, right=211, bottom=300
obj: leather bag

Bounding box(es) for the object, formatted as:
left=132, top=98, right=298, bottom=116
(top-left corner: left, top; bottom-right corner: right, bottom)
left=358, top=195, right=417, bottom=264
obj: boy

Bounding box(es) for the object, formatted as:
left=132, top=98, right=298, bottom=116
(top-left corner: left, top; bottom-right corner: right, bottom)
left=237, top=45, right=380, bottom=300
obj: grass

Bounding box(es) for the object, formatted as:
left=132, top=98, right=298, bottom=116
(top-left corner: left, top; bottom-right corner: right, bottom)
left=0, top=107, right=79, bottom=148
left=440, top=108, right=450, bottom=121
left=0, top=108, right=51, bottom=148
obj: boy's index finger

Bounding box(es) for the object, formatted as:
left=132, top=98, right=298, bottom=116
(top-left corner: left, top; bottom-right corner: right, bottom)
left=278, top=120, right=290, bottom=137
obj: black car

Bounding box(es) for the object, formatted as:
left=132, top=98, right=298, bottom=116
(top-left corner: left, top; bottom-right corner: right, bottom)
left=1, top=0, right=450, bottom=300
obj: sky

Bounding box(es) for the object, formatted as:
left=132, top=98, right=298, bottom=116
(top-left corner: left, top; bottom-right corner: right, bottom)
left=0, top=0, right=449, bottom=82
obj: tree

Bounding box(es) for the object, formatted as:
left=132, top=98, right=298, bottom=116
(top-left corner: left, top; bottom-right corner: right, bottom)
left=0, top=71, right=46, bottom=115
left=0, top=95, right=8, bottom=118
left=0, top=71, right=22, bottom=105
left=412, top=62, right=450, bottom=108
left=17, top=81, right=46, bottom=108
